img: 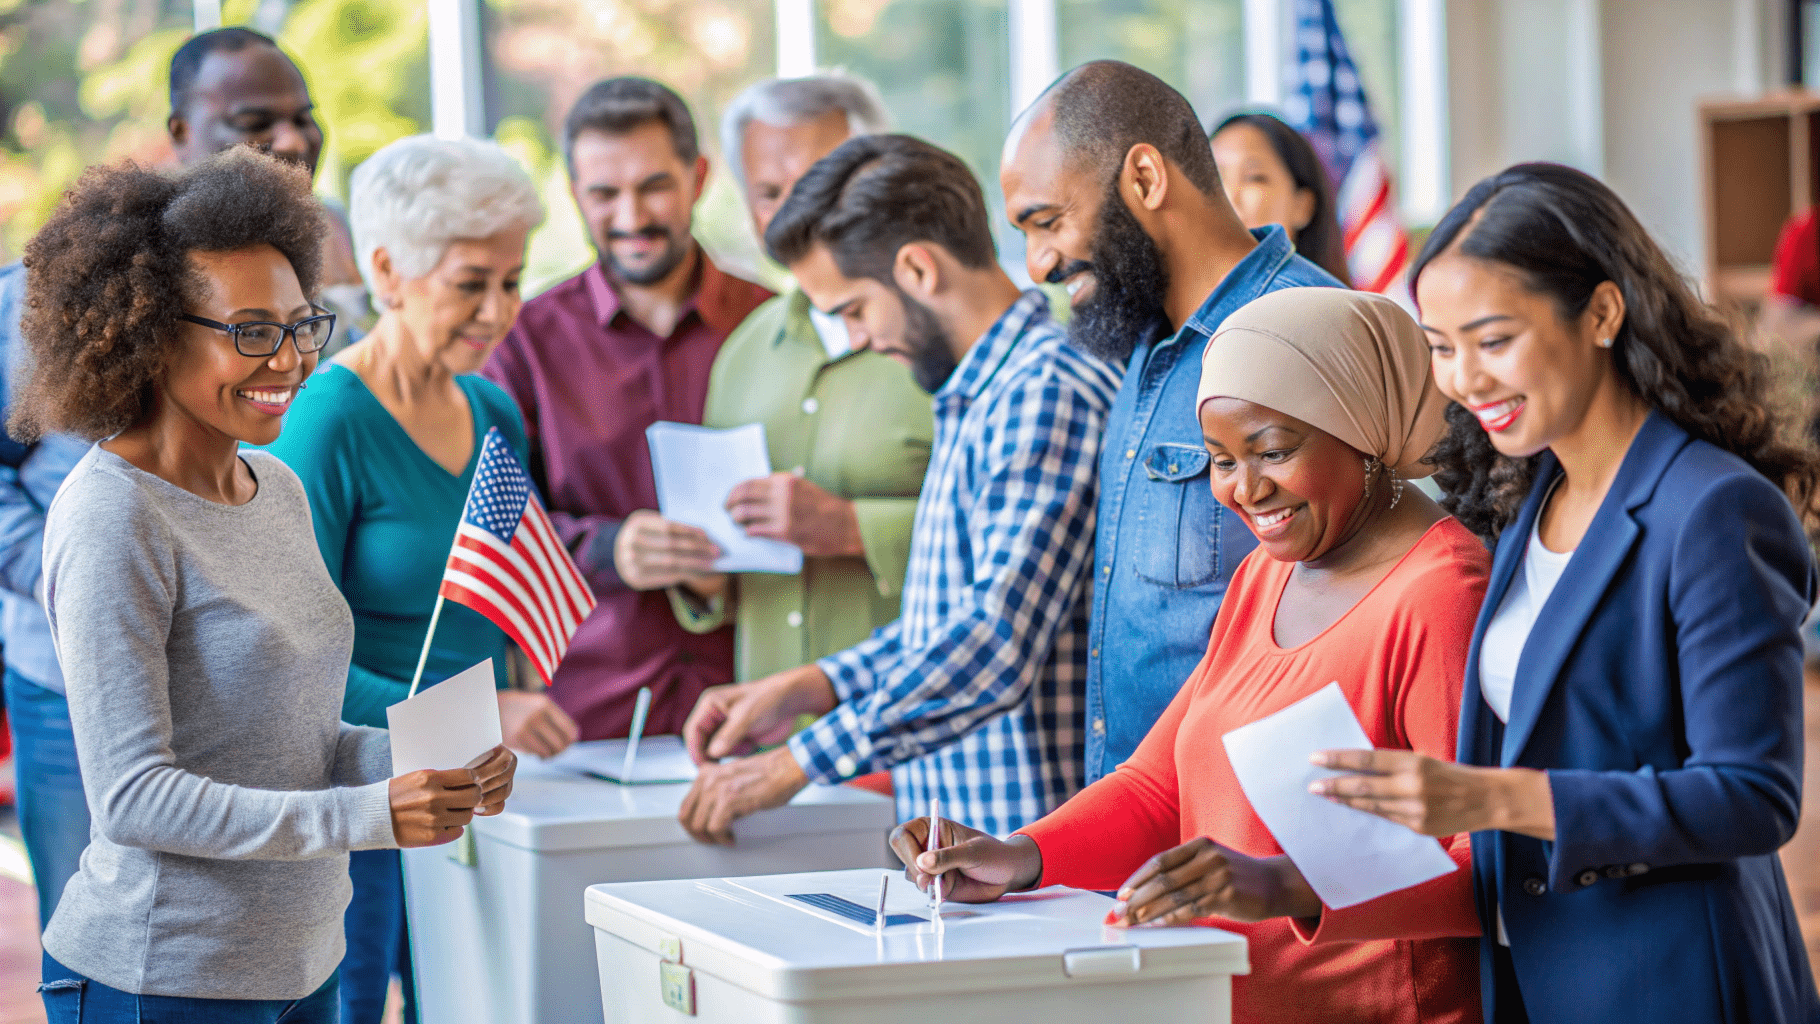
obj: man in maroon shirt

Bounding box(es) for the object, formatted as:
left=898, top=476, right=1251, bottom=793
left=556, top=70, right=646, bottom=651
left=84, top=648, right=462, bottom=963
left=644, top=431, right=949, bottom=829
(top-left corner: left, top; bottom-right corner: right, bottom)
left=486, top=77, right=772, bottom=739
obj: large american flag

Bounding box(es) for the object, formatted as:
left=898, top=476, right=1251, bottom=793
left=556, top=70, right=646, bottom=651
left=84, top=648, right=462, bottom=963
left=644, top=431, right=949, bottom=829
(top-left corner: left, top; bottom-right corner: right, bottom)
left=1285, top=0, right=1410, bottom=298
left=440, top=427, right=596, bottom=685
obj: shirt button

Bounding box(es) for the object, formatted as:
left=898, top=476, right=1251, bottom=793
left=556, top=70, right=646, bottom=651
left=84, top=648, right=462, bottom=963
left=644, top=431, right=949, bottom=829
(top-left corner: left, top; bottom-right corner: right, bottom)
left=802, top=397, right=820, bottom=415
left=1575, top=870, right=1599, bottom=888
left=877, top=580, right=890, bottom=596
left=787, top=611, right=803, bottom=627
left=1522, top=877, right=1547, bottom=897
left=1125, top=449, right=1136, bottom=459
left=1091, top=647, right=1100, bottom=658
left=1092, top=718, right=1105, bottom=735
left=1103, top=565, right=1111, bottom=576
left=834, top=755, right=857, bottom=778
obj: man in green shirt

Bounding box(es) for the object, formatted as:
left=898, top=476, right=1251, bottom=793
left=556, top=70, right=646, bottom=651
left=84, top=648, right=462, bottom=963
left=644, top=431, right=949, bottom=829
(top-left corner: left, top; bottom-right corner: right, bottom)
left=669, top=75, right=932, bottom=686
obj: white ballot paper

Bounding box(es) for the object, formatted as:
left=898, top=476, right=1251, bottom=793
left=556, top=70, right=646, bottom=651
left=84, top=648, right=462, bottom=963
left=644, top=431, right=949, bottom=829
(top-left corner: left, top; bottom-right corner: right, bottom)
left=646, top=421, right=804, bottom=574
left=538, top=735, right=699, bottom=784
left=387, top=660, right=503, bottom=776
left=1222, top=682, right=1457, bottom=909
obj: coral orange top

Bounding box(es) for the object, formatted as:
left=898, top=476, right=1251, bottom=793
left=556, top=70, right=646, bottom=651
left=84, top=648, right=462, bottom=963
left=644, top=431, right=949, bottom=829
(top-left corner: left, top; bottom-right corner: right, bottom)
left=1020, top=517, right=1489, bottom=1024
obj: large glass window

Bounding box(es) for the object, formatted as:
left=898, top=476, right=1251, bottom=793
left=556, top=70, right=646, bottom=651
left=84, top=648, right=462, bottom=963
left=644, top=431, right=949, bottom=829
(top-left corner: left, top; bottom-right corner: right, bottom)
left=485, top=0, right=777, bottom=292
left=0, top=0, right=433, bottom=260
left=0, top=0, right=195, bottom=258
left=1331, top=0, right=1399, bottom=176
left=1056, top=0, right=1245, bottom=125
left=817, top=0, right=1010, bottom=188
left=817, top=0, right=1013, bottom=250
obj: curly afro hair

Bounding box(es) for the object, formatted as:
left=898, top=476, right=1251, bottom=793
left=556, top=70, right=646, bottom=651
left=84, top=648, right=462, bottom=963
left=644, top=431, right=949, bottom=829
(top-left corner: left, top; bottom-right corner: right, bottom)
left=12, top=147, right=325, bottom=441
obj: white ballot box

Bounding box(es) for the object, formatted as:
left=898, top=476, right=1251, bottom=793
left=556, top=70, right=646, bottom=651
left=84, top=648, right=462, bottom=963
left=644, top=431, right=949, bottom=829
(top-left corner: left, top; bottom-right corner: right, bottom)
left=403, top=743, right=896, bottom=1024
left=584, top=868, right=1250, bottom=1024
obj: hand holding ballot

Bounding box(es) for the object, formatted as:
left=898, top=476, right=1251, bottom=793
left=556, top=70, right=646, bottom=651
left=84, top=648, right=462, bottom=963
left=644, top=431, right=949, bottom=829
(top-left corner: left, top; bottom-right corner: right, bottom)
left=613, top=508, right=725, bottom=592
left=724, top=471, right=866, bottom=557
left=388, top=745, right=518, bottom=848
left=1309, top=747, right=1558, bottom=841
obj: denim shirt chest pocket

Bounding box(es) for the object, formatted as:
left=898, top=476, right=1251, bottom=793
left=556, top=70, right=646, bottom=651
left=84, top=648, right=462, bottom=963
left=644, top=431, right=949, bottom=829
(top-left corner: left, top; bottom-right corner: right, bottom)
left=1133, top=442, right=1221, bottom=588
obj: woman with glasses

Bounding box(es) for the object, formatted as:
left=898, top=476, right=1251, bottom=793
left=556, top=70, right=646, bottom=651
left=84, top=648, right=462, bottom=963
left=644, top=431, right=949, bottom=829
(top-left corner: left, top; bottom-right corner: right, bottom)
left=263, top=133, right=567, bottom=1024
left=18, top=149, right=516, bottom=1023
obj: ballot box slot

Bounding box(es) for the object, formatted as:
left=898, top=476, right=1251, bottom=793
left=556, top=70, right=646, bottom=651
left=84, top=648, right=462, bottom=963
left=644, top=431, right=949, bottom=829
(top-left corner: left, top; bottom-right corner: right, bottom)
left=787, top=892, right=926, bottom=927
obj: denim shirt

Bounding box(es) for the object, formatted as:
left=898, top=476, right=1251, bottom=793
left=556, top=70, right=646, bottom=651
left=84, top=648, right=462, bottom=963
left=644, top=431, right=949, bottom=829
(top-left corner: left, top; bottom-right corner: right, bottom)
left=0, top=262, right=88, bottom=693
left=1083, top=226, right=1341, bottom=781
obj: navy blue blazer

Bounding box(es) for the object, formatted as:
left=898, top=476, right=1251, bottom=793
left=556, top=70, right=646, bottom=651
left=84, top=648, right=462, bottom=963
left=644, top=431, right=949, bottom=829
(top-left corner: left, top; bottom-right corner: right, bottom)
left=1461, top=411, right=1819, bottom=1024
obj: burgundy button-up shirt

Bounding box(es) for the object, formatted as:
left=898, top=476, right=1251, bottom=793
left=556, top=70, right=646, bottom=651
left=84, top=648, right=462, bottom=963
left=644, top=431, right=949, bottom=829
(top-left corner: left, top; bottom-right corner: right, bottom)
left=485, top=255, right=772, bottom=739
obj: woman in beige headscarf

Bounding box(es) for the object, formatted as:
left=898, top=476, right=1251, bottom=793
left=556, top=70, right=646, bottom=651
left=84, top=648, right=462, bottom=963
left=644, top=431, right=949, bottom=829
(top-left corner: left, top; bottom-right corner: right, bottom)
left=888, top=288, right=1490, bottom=1024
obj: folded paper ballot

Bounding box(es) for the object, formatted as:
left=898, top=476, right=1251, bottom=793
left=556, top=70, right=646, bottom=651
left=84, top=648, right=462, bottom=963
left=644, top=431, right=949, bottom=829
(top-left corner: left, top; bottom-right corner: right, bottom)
left=646, top=421, right=804, bottom=574
left=1222, top=682, right=1457, bottom=909
left=537, top=734, right=700, bottom=785
left=387, top=660, right=503, bottom=776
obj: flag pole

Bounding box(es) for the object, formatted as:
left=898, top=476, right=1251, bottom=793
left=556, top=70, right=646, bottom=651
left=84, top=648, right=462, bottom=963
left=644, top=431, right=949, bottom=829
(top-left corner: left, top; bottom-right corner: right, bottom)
left=406, top=594, right=447, bottom=700
left=410, top=429, right=499, bottom=700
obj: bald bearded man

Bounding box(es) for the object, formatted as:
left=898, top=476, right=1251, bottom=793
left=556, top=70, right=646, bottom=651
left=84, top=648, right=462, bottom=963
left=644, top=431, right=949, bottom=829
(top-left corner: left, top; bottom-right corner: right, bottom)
left=1000, top=61, right=1340, bottom=784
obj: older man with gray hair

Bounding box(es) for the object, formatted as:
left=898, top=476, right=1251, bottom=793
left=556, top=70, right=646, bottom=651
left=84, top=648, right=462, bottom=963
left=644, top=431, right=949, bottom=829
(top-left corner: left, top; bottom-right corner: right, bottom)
left=669, top=77, right=930, bottom=774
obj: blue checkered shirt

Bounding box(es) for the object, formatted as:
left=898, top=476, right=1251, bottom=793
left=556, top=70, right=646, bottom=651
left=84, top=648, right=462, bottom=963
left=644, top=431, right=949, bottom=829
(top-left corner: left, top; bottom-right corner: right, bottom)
left=787, top=291, right=1119, bottom=835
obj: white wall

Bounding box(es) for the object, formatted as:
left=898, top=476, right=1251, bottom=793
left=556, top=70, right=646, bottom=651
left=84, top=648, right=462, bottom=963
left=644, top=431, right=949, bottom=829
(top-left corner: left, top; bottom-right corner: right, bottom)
left=1442, top=0, right=1780, bottom=277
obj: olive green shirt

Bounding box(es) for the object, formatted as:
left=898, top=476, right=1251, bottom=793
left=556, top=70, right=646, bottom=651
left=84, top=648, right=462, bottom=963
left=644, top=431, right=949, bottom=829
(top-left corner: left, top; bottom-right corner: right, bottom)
left=670, top=290, right=934, bottom=680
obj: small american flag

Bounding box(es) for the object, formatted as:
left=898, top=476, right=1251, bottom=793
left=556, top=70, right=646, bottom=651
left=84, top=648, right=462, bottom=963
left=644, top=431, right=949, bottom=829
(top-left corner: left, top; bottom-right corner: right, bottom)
left=1285, top=0, right=1410, bottom=299
left=440, top=427, right=596, bottom=685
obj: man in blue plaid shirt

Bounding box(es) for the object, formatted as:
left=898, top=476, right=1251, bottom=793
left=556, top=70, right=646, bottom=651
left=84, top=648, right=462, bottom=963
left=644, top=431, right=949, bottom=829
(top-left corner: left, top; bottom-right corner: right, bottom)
left=678, top=134, right=1118, bottom=841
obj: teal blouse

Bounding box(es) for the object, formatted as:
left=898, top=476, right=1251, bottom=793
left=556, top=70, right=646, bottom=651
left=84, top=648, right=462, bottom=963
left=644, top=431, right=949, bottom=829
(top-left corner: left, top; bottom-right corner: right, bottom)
left=267, top=364, right=529, bottom=727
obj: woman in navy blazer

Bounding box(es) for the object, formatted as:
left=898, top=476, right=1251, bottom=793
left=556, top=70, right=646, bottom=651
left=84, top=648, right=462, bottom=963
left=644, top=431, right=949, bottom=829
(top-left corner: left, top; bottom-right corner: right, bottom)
left=1313, top=162, right=1820, bottom=1023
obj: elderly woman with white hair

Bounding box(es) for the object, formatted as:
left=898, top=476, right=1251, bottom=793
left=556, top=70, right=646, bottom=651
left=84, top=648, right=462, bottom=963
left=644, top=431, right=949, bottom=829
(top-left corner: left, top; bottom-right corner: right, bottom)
left=266, top=133, right=577, bottom=1024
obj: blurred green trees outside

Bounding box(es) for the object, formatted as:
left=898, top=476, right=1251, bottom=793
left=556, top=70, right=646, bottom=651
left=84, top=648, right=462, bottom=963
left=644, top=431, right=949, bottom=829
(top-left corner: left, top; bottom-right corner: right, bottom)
left=0, top=0, right=1400, bottom=285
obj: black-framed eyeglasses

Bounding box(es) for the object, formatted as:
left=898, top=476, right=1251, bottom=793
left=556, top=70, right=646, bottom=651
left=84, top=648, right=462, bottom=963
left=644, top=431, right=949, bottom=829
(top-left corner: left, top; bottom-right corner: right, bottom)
left=178, top=308, right=336, bottom=358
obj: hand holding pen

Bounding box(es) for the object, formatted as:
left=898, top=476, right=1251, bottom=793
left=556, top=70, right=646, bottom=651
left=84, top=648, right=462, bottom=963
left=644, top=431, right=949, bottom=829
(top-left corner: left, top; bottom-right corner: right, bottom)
left=887, top=814, right=1045, bottom=904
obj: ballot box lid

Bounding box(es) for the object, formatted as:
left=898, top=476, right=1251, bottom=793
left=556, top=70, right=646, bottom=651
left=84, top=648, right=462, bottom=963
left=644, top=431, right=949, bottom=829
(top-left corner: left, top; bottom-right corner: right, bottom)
left=585, top=868, right=1250, bottom=1003
left=473, top=743, right=894, bottom=852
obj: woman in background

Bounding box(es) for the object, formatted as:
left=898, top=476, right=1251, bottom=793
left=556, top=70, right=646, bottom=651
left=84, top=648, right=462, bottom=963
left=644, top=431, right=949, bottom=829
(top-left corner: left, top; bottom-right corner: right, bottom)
left=1210, top=112, right=1351, bottom=286
left=268, top=134, right=572, bottom=1024
left=1319, top=162, right=1820, bottom=1023
left=22, top=148, right=513, bottom=1023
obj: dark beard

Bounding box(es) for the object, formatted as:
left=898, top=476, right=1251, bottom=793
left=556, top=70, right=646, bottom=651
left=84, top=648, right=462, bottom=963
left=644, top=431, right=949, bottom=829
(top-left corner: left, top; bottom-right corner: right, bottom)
left=897, top=287, right=959, bottom=393
left=602, top=226, right=692, bottom=286
left=1064, top=174, right=1170, bottom=363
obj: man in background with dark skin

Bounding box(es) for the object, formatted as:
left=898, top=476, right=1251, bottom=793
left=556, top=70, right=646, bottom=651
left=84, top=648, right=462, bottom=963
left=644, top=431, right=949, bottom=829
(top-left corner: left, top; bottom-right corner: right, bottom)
left=998, top=60, right=1339, bottom=786
left=168, top=27, right=368, bottom=338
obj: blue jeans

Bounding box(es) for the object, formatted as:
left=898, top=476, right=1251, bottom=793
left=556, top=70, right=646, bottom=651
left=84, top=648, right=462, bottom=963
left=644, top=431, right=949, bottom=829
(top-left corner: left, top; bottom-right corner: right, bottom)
left=2, top=669, right=90, bottom=928
left=40, top=954, right=338, bottom=1023
left=341, top=848, right=417, bottom=1024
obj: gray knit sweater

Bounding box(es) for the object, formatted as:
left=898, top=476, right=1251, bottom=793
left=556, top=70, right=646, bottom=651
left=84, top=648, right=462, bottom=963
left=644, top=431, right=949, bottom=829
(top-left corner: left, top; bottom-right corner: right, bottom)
left=40, top=445, right=396, bottom=999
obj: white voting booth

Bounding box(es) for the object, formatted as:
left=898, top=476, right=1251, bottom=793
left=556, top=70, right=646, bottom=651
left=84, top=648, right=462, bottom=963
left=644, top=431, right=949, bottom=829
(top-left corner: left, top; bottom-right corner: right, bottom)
left=402, top=739, right=896, bottom=1024
left=586, top=868, right=1251, bottom=1024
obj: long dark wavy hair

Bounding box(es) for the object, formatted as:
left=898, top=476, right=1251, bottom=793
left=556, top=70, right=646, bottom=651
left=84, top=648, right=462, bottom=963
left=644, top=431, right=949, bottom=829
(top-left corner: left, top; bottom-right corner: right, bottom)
left=1414, top=162, right=1820, bottom=542
left=1210, top=112, right=1351, bottom=286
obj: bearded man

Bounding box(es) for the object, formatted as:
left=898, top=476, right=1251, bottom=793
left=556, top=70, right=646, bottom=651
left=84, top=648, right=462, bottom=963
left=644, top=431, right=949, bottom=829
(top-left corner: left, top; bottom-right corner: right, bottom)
left=1000, top=61, right=1341, bottom=782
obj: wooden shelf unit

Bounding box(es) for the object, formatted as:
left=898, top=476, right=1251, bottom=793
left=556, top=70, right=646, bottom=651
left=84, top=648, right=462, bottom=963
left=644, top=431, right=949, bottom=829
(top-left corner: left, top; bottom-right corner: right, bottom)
left=1700, top=92, right=1820, bottom=307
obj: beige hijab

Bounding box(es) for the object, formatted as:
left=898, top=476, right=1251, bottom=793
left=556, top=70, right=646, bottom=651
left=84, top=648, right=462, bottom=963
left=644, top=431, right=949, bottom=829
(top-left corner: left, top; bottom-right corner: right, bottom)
left=1197, top=288, right=1444, bottom=478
